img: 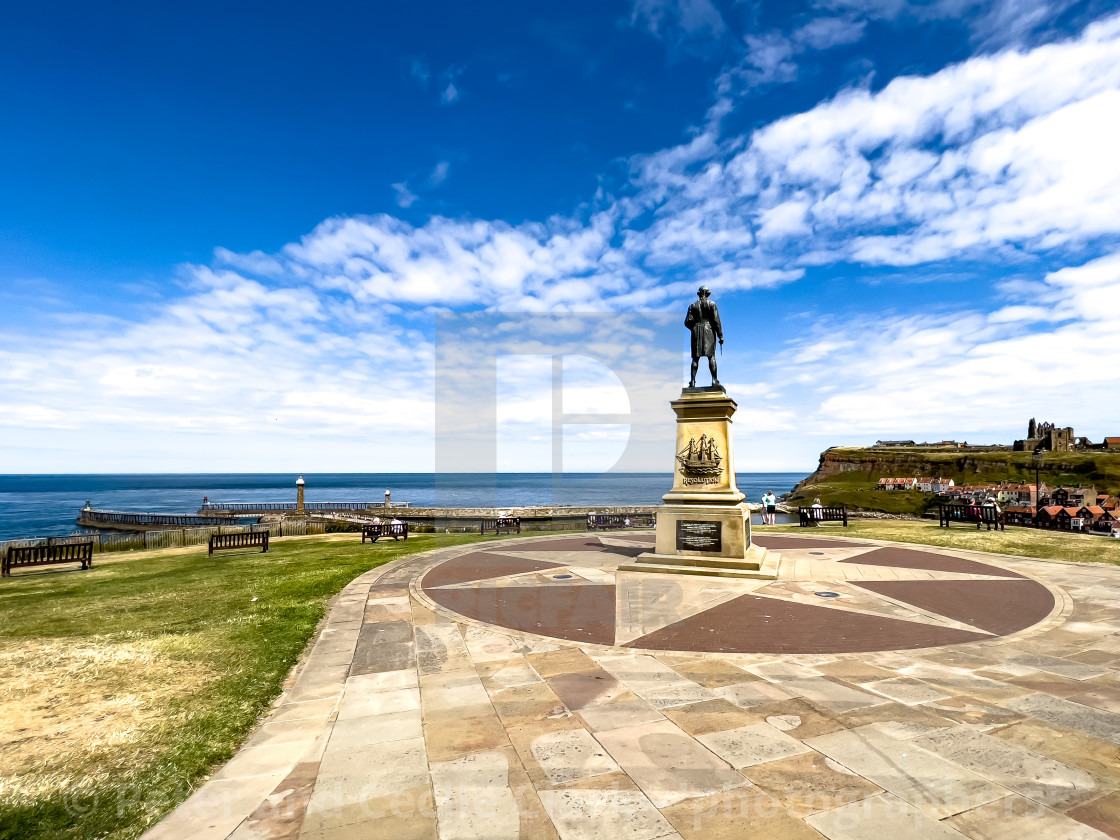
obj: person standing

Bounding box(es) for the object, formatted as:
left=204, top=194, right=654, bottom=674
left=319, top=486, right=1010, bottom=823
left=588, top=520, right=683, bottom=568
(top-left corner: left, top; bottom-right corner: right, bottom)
left=762, top=491, right=777, bottom=525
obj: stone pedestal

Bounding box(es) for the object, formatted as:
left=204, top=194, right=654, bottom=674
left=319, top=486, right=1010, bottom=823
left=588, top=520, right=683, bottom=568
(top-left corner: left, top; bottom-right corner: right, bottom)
left=618, top=388, right=777, bottom=580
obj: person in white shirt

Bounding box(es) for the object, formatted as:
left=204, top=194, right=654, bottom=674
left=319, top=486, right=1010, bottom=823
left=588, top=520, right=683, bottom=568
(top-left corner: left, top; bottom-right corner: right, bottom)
left=763, top=491, right=777, bottom=525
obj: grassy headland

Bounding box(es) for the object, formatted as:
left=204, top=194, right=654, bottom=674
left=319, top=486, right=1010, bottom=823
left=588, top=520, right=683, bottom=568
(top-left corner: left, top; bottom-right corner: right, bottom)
left=0, top=532, right=492, bottom=840
left=785, top=446, right=1120, bottom=515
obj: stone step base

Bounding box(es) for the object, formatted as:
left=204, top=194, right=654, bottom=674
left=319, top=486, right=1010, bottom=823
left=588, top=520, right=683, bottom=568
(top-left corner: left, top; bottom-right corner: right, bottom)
left=617, top=550, right=780, bottom=581
left=617, top=562, right=778, bottom=580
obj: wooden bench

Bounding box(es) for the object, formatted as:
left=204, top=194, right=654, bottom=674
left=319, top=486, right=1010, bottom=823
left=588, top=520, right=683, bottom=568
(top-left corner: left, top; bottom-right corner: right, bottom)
left=481, top=518, right=520, bottom=535
left=798, top=506, right=848, bottom=527
left=208, top=531, right=270, bottom=556
left=3, top=541, right=94, bottom=577
left=588, top=514, right=656, bottom=530
left=362, top=522, right=408, bottom=542
left=938, top=504, right=1005, bottom=531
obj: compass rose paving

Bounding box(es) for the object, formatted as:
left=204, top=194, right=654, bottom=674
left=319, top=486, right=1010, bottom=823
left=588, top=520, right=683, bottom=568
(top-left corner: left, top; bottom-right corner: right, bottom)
left=147, top=533, right=1120, bottom=840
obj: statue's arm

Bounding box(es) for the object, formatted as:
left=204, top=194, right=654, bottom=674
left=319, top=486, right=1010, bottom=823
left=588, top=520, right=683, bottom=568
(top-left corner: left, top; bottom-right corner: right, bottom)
left=712, top=302, right=723, bottom=340
left=684, top=304, right=696, bottom=329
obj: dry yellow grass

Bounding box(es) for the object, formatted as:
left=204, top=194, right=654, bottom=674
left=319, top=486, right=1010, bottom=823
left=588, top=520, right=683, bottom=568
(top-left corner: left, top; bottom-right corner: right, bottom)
left=0, top=637, right=219, bottom=806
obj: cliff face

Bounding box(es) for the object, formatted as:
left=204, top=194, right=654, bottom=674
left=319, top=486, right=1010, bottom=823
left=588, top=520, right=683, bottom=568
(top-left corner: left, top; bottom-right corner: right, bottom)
left=794, top=448, right=1012, bottom=488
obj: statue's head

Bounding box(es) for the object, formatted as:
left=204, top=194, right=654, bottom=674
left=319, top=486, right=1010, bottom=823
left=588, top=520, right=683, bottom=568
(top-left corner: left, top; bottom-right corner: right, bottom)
left=697, top=285, right=710, bottom=298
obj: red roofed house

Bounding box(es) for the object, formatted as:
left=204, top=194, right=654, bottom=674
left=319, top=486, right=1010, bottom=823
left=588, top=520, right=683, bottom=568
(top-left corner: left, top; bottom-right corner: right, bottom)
left=1003, top=506, right=1036, bottom=527
left=1077, top=506, right=1106, bottom=524
left=998, top=483, right=1037, bottom=505
left=1036, top=506, right=1064, bottom=529
left=1085, top=508, right=1117, bottom=533
left=1058, top=507, right=1086, bottom=530
left=877, top=478, right=918, bottom=491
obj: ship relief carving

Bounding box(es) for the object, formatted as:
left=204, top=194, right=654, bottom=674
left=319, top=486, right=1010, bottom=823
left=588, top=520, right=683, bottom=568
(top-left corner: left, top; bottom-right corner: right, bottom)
left=677, top=434, right=722, bottom=485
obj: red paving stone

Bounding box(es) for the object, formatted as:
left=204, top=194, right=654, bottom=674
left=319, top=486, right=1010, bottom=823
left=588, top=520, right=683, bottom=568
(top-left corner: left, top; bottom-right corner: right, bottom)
left=841, top=546, right=1026, bottom=579
left=854, top=579, right=1055, bottom=635
left=427, top=583, right=616, bottom=646
left=625, top=592, right=991, bottom=653
left=421, top=552, right=565, bottom=589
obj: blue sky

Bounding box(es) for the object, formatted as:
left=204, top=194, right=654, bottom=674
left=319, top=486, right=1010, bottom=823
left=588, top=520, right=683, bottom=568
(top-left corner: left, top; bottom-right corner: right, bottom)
left=2, top=0, right=1119, bottom=473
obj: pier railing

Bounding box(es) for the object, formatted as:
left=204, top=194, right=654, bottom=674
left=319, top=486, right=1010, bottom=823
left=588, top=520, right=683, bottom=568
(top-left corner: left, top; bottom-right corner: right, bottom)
left=79, top=509, right=234, bottom=527
left=199, top=501, right=410, bottom=512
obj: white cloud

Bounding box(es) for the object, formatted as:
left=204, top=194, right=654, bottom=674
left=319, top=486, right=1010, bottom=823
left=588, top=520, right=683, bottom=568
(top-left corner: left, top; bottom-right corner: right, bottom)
left=757, top=200, right=812, bottom=240
left=742, top=32, right=799, bottom=86
left=441, top=82, right=459, bottom=104
left=736, top=15, right=867, bottom=89
left=793, top=16, right=867, bottom=49
left=409, top=58, right=430, bottom=87
left=428, top=160, right=450, bottom=187
left=391, top=182, right=418, bottom=208
left=629, top=0, right=726, bottom=44
left=815, top=0, right=1078, bottom=50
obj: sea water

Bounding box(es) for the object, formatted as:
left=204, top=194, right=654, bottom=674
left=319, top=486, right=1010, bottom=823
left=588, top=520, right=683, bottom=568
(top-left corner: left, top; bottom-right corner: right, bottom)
left=0, top=472, right=808, bottom=540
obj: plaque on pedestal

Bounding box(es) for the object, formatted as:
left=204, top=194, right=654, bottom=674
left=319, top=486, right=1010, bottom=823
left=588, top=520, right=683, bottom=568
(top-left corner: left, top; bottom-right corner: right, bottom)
left=677, top=520, right=721, bottom=552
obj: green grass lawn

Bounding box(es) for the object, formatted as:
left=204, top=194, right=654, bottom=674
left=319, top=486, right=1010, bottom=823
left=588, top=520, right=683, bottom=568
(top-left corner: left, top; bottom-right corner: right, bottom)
left=758, top=518, right=1120, bottom=566
left=0, top=532, right=490, bottom=840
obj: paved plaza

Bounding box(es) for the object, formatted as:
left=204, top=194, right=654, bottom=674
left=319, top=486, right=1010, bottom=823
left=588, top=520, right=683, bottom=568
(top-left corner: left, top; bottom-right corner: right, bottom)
left=144, top=532, right=1120, bottom=840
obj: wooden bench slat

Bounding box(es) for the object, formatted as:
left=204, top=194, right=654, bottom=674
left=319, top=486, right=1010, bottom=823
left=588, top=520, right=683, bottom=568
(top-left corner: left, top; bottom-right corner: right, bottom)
left=481, top=518, right=520, bottom=536
left=361, top=523, right=408, bottom=543
left=938, top=504, right=1005, bottom=531
left=798, top=506, right=848, bottom=527
left=3, top=542, right=94, bottom=576
left=208, top=531, right=270, bottom=556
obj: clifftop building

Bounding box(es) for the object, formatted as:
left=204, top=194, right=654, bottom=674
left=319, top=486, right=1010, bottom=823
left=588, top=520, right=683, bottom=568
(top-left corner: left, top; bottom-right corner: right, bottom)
left=1014, top=418, right=1076, bottom=452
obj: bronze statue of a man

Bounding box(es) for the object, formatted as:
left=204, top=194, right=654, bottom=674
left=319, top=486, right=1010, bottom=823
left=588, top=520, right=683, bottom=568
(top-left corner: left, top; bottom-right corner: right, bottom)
left=685, top=285, right=723, bottom=388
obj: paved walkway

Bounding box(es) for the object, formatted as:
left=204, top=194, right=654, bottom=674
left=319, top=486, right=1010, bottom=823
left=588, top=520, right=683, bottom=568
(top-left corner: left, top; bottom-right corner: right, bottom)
left=143, top=533, right=1120, bottom=840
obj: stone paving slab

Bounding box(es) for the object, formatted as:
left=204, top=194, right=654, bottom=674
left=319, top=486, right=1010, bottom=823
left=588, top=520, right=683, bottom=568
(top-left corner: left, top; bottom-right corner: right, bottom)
left=141, top=532, right=1120, bottom=840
